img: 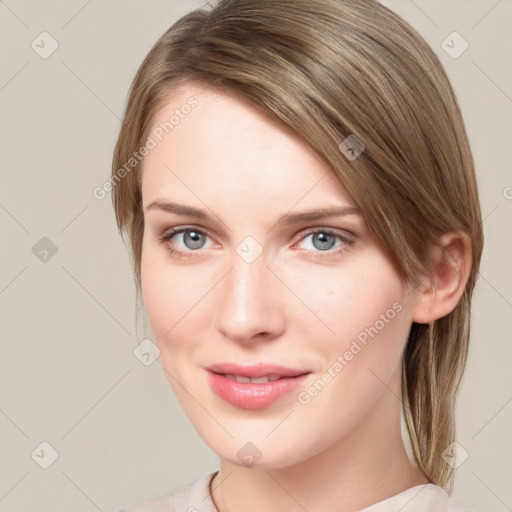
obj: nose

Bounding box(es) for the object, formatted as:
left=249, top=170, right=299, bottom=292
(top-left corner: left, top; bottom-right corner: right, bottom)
left=214, top=248, right=286, bottom=345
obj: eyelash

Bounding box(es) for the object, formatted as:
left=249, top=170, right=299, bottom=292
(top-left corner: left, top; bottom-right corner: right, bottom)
left=157, top=226, right=354, bottom=260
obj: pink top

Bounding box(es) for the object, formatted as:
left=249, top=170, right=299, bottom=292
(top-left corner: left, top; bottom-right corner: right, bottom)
left=119, top=471, right=473, bottom=511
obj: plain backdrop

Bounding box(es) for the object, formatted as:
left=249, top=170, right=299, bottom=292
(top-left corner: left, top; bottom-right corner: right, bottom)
left=0, top=1, right=511, bottom=511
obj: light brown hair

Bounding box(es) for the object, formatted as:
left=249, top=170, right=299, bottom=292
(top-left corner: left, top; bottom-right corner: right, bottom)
left=111, top=0, right=483, bottom=492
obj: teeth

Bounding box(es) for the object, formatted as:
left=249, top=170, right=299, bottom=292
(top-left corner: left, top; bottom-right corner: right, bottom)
left=224, top=374, right=282, bottom=383
left=250, top=376, right=272, bottom=383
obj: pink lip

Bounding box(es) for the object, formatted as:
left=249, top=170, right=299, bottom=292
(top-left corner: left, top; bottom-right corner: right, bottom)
left=204, top=363, right=311, bottom=410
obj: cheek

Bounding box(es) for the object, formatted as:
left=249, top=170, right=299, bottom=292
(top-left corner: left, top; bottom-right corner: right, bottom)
left=140, top=251, right=222, bottom=414
left=291, top=260, right=405, bottom=344
left=295, top=282, right=409, bottom=435
left=141, top=254, right=172, bottom=339
left=140, top=247, right=214, bottom=354
left=290, top=258, right=410, bottom=397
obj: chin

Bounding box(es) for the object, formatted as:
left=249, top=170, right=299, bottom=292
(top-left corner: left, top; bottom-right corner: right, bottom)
left=204, top=433, right=316, bottom=471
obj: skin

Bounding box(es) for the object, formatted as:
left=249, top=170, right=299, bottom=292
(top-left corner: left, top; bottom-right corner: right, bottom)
left=140, top=83, right=472, bottom=512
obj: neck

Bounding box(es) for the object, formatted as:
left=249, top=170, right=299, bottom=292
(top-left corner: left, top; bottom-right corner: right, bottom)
left=210, top=369, right=429, bottom=512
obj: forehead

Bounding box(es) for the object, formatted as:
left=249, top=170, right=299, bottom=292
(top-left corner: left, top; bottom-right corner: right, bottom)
left=141, top=84, right=355, bottom=212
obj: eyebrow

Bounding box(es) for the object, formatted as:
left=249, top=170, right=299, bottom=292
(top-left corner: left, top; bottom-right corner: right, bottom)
left=144, top=199, right=361, bottom=225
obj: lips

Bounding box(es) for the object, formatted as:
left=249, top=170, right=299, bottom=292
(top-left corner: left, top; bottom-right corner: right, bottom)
left=205, top=362, right=309, bottom=379
left=205, top=362, right=311, bottom=410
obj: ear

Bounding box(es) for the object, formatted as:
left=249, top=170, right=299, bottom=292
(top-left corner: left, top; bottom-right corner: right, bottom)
left=411, top=231, right=472, bottom=324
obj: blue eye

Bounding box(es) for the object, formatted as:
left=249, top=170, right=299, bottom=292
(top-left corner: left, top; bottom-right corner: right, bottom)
left=292, top=228, right=354, bottom=258
left=158, top=227, right=353, bottom=259
left=159, top=227, right=212, bottom=257
left=299, top=230, right=348, bottom=252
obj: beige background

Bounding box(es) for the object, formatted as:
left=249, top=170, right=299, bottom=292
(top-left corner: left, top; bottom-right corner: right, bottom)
left=0, top=1, right=510, bottom=511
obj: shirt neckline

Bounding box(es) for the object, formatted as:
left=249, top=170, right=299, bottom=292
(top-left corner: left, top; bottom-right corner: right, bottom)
left=204, top=471, right=439, bottom=511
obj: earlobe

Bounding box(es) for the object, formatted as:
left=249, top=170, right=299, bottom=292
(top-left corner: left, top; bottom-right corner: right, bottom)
left=411, top=232, right=472, bottom=325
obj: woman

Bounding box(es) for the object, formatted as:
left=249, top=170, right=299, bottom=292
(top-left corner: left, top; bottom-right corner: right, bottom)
left=112, top=0, right=483, bottom=510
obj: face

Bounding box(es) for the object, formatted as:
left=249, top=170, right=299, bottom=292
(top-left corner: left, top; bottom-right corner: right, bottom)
left=140, top=84, right=419, bottom=469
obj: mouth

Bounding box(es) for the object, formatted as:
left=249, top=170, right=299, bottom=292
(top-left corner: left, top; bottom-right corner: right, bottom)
left=205, top=362, right=310, bottom=379
left=204, top=362, right=311, bottom=410
left=221, top=373, right=283, bottom=383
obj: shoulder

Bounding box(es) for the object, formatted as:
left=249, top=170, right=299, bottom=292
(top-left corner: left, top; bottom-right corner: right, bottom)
left=426, top=484, right=474, bottom=512
left=117, top=471, right=218, bottom=512
left=360, top=483, right=474, bottom=512
left=446, top=492, right=474, bottom=512
left=409, top=484, right=473, bottom=512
